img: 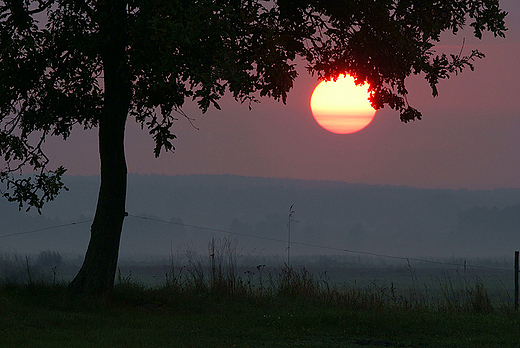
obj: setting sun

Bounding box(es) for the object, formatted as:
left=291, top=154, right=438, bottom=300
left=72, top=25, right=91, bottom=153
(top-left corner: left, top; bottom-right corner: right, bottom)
left=310, top=74, right=376, bottom=134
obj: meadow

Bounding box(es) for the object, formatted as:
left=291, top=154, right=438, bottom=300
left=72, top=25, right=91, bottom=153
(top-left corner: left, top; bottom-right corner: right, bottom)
left=1, top=244, right=519, bottom=347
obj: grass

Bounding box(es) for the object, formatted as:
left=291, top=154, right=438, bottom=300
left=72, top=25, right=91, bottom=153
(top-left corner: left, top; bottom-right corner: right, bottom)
left=1, top=241, right=519, bottom=347
left=2, top=269, right=520, bottom=347
left=2, top=284, right=519, bottom=347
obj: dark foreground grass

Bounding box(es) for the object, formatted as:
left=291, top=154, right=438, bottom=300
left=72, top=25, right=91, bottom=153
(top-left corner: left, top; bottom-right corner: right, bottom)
left=1, top=276, right=520, bottom=348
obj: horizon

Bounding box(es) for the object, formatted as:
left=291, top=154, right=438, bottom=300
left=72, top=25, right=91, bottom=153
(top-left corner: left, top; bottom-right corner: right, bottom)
left=55, top=172, right=520, bottom=192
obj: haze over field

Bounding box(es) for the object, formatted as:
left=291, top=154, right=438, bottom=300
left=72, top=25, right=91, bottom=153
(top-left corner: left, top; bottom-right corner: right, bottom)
left=2, top=175, right=519, bottom=260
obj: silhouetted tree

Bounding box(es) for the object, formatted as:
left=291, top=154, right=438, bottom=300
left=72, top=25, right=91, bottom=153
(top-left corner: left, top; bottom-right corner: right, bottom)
left=0, top=0, right=507, bottom=295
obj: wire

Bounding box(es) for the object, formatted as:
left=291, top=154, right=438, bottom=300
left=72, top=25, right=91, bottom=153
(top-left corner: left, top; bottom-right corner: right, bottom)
left=126, top=214, right=513, bottom=273
left=0, top=220, right=91, bottom=240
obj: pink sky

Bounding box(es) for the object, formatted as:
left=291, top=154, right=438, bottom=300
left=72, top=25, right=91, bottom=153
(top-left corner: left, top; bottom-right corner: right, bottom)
left=44, top=1, right=520, bottom=190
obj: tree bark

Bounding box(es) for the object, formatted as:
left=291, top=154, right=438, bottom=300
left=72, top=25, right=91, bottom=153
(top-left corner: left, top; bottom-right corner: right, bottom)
left=69, top=1, right=131, bottom=295
left=68, top=99, right=129, bottom=295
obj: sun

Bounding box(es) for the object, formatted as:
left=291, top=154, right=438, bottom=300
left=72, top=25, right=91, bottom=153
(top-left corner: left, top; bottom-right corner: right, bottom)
left=310, top=74, right=376, bottom=134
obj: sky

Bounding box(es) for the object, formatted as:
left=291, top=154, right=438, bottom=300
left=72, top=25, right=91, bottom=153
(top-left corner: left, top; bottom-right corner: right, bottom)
left=43, top=1, right=520, bottom=191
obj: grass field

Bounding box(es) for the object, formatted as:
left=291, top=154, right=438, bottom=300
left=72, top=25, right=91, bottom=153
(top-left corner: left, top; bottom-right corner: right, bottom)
left=1, top=260, right=520, bottom=348
left=1, top=240, right=519, bottom=347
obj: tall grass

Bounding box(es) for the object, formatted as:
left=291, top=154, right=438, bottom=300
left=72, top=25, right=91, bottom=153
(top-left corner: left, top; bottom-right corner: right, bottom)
left=128, top=238, right=505, bottom=314
left=0, top=241, right=511, bottom=314
left=2, top=243, right=518, bottom=348
left=0, top=252, right=62, bottom=286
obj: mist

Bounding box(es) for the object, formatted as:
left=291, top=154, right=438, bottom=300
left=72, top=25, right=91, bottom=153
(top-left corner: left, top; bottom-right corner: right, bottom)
left=2, top=174, right=519, bottom=262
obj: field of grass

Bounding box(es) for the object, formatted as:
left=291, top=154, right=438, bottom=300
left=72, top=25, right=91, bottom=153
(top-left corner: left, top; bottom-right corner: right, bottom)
left=2, top=261, right=520, bottom=348
left=1, top=240, right=519, bottom=347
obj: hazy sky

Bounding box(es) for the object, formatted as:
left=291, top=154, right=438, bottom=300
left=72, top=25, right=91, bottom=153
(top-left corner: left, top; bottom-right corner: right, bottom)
left=44, top=1, right=520, bottom=190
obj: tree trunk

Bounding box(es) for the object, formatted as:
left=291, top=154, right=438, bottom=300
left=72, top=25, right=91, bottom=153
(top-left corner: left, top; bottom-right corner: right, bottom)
left=69, top=1, right=131, bottom=295
left=67, top=103, right=129, bottom=295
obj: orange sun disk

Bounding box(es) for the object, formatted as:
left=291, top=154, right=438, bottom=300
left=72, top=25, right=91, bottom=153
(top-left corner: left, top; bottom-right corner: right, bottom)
left=310, top=74, right=376, bottom=134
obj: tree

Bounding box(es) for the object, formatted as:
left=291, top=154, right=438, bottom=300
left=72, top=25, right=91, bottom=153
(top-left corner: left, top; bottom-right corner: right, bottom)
left=0, top=0, right=506, bottom=295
